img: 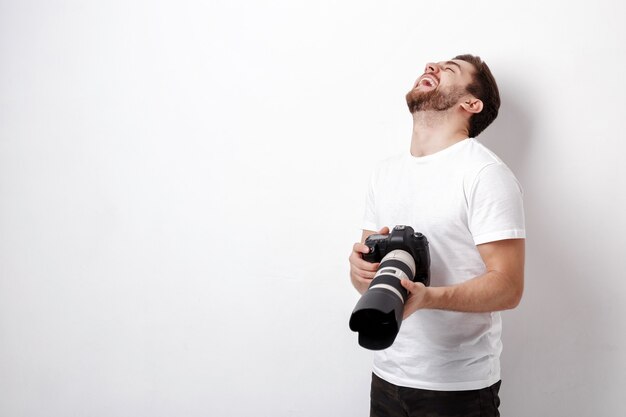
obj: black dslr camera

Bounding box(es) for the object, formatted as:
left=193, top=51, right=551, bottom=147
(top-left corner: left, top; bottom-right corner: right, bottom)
left=349, top=225, right=430, bottom=350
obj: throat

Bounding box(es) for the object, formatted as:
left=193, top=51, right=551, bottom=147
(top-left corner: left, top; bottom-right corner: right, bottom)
left=410, top=115, right=470, bottom=157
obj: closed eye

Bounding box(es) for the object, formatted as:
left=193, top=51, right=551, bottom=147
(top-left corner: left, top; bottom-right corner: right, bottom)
left=445, top=67, right=455, bottom=72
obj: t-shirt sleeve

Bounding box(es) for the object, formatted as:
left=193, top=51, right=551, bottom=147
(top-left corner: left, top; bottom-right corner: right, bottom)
left=361, top=170, right=378, bottom=232
left=467, top=163, right=526, bottom=245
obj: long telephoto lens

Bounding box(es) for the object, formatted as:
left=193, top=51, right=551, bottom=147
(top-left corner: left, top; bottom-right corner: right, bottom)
left=349, top=250, right=416, bottom=350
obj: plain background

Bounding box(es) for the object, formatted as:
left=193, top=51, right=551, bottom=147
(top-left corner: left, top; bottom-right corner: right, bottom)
left=1, top=1, right=625, bottom=416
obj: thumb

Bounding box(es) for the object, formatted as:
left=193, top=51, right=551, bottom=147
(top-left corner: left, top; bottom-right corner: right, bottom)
left=401, top=279, right=415, bottom=292
left=401, top=279, right=425, bottom=293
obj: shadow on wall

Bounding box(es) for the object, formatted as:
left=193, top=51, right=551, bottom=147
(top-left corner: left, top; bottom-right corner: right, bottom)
left=476, top=78, right=620, bottom=414
left=479, top=78, right=547, bottom=411
left=478, top=81, right=532, bottom=176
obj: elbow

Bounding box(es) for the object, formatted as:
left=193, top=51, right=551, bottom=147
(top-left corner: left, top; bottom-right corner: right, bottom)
left=504, top=276, right=524, bottom=310
left=505, top=291, right=523, bottom=310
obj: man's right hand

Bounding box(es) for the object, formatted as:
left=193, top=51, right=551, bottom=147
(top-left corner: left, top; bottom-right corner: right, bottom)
left=349, top=226, right=390, bottom=295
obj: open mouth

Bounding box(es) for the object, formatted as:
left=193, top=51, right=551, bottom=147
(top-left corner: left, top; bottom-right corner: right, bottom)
left=416, top=75, right=438, bottom=89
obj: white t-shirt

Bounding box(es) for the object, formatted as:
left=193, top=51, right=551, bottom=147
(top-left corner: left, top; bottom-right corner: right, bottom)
left=362, top=138, right=525, bottom=391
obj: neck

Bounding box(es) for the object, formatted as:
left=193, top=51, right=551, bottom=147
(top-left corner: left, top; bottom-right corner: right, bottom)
left=410, top=111, right=470, bottom=157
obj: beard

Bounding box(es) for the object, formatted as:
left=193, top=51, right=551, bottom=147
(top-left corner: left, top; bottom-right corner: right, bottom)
left=406, top=86, right=467, bottom=113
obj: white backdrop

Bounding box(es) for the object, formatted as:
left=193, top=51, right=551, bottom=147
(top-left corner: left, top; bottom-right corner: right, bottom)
left=1, top=1, right=625, bottom=416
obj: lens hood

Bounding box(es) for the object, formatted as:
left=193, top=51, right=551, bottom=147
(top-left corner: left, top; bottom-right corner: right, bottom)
left=349, top=289, right=404, bottom=350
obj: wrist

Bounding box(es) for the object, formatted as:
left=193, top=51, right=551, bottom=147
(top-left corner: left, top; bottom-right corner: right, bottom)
left=422, top=286, right=446, bottom=310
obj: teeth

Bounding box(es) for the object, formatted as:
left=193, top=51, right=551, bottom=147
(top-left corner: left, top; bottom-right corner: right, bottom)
left=419, top=76, right=436, bottom=87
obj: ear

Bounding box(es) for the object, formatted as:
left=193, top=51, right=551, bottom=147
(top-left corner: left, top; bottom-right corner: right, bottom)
left=460, top=97, right=483, bottom=114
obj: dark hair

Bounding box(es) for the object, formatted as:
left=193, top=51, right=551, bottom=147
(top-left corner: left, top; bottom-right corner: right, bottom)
left=453, top=54, right=500, bottom=137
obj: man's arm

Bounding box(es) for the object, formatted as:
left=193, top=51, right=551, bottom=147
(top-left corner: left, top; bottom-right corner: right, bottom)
left=349, top=227, right=389, bottom=294
left=401, top=238, right=525, bottom=317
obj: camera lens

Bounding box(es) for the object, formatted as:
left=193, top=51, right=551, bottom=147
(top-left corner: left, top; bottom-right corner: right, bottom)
left=368, top=250, right=415, bottom=302
left=349, top=250, right=416, bottom=350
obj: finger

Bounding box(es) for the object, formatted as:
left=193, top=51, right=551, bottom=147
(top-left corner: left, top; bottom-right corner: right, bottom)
left=350, top=249, right=378, bottom=271
left=402, top=279, right=426, bottom=294
left=357, top=267, right=378, bottom=279
left=401, top=279, right=416, bottom=293
left=349, top=249, right=362, bottom=262
left=353, top=276, right=374, bottom=291
left=352, top=273, right=376, bottom=282
left=352, top=242, right=371, bottom=254
left=352, top=258, right=379, bottom=271
left=378, top=226, right=390, bottom=235
left=351, top=263, right=378, bottom=277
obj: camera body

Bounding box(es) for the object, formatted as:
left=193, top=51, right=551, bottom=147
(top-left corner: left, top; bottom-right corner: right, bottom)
left=349, top=225, right=431, bottom=350
left=363, top=225, right=430, bottom=287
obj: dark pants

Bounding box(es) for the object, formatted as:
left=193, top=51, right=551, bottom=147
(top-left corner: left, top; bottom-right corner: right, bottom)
left=370, top=373, right=501, bottom=417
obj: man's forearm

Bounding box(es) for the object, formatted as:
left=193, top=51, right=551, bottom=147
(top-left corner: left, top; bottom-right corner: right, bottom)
left=422, top=270, right=523, bottom=313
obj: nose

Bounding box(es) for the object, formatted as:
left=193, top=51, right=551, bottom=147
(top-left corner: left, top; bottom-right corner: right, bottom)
left=424, top=62, right=439, bottom=74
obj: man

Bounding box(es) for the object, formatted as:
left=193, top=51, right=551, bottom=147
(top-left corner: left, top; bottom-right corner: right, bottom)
left=349, top=54, right=525, bottom=417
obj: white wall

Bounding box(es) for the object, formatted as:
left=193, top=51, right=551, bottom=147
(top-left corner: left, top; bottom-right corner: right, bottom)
left=1, top=1, right=625, bottom=416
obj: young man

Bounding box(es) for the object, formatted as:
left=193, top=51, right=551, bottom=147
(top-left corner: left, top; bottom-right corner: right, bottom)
left=349, top=55, right=525, bottom=417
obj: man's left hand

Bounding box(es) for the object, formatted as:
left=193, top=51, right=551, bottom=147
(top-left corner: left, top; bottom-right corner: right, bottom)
left=401, top=279, right=428, bottom=319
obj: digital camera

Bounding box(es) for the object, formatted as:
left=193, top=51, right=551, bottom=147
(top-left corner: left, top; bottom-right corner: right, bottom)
left=349, top=225, right=430, bottom=350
